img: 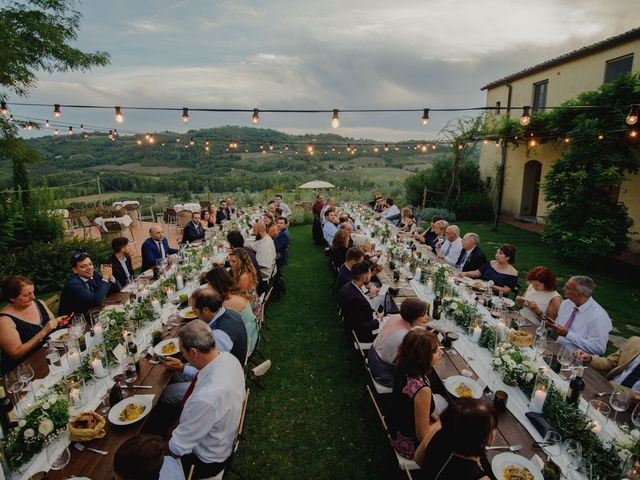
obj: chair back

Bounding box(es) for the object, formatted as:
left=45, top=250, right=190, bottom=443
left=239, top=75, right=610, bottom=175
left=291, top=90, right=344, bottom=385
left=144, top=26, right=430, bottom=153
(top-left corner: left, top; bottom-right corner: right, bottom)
left=199, top=200, right=210, bottom=209
left=104, top=221, right=123, bottom=232
left=176, top=210, right=192, bottom=228
left=80, top=216, right=93, bottom=227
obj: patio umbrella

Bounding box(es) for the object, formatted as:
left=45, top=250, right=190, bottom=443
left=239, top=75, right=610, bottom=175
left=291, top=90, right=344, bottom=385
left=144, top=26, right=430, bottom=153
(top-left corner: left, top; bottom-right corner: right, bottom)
left=298, top=180, right=335, bottom=189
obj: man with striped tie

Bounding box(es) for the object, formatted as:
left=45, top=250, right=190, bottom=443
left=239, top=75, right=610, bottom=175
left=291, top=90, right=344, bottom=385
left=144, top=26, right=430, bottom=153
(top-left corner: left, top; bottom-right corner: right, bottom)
left=436, top=225, right=463, bottom=266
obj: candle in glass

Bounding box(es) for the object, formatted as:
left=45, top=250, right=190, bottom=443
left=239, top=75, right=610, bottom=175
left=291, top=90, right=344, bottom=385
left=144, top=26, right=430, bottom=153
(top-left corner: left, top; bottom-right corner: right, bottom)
left=590, top=420, right=602, bottom=434
left=472, top=324, right=482, bottom=343
left=175, top=274, right=184, bottom=290
left=151, top=299, right=162, bottom=315
left=165, top=287, right=175, bottom=303
left=67, top=348, right=81, bottom=370
left=93, top=323, right=104, bottom=343
left=530, top=388, right=547, bottom=413
left=414, top=268, right=422, bottom=282
left=91, top=357, right=107, bottom=378
left=69, top=387, right=81, bottom=404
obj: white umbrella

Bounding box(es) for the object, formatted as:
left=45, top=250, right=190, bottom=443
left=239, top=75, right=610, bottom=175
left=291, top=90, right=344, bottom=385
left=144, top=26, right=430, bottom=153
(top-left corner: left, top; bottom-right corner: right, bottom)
left=298, top=180, right=335, bottom=189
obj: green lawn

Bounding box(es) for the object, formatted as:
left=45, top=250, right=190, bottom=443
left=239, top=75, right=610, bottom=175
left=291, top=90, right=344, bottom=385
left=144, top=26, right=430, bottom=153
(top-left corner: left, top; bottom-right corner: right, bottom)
left=233, top=225, right=402, bottom=479
left=457, top=221, right=640, bottom=338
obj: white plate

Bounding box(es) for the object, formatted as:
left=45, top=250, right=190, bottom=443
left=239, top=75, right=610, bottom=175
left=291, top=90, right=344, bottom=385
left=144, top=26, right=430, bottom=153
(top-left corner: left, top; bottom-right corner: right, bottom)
left=491, top=452, right=543, bottom=480
left=444, top=375, right=483, bottom=399
left=492, top=296, right=515, bottom=308
left=49, top=328, right=72, bottom=344
left=108, top=395, right=153, bottom=426
left=154, top=338, right=180, bottom=357
left=178, top=307, right=198, bottom=320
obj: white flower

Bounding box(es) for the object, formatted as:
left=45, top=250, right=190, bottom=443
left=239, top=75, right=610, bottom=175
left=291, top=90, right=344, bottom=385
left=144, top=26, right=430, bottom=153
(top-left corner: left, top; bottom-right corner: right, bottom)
left=23, top=428, right=35, bottom=439
left=525, top=373, right=534, bottom=382
left=41, top=402, right=50, bottom=410
left=493, top=358, right=503, bottom=366
left=632, top=429, right=640, bottom=440
left=38, top=419, right=54, bottom=436
left=47, top=393, right=58, bottom=404
left=617, top=433, right=635, bottom=449
left=18, top=419, right=26, bottom=428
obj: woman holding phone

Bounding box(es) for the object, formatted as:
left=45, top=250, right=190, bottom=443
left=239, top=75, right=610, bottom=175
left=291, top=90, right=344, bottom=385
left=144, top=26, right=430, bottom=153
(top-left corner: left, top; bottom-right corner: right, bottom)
left=0, top=276, right=65, bottom=374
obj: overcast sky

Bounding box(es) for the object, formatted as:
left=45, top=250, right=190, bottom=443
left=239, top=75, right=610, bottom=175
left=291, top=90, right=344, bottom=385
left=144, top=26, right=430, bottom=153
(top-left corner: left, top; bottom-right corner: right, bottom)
left=8, top=0, right=640, bottom=141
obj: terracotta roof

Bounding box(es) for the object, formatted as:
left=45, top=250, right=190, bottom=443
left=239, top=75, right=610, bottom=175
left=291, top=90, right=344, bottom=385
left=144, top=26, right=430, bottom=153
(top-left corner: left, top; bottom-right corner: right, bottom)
left=481, top=27, right=640, bottom=91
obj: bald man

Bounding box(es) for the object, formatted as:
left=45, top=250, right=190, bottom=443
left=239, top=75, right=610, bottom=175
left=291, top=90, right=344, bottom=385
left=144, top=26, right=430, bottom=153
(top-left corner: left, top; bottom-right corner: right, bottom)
left=141, top=225, right=180, bottom=272
left=251, top=221, right=276, bottom=281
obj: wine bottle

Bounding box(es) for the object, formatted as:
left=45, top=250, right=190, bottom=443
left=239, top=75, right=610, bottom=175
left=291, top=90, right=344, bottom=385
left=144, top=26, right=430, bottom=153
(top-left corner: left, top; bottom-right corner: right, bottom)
left=126, top=333, right=140, bottom=373
left=566, top=366, right=585, bottom=405
left=0, top=386, right=17, bottom=434
left=432, top=296, right=442, bottom=320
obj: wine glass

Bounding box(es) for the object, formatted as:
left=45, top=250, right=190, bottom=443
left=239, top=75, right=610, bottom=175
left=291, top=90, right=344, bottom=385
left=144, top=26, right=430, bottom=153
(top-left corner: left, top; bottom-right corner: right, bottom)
left=123, top=360, right=137, bottom=384
left=557, top=347, right=574, bottom=379
left=610, top=388, right=631, bottom=421
left=542, top=431, right=562, bottom=461
left=17, top=363, right=35, bottom=401
left=632, top=402, right=640, bottom=428
left=46, top=444, right=70, bottom=470
left=563, top=439, right=582, bottom=473
left=71, top=314, right=87, bottom=337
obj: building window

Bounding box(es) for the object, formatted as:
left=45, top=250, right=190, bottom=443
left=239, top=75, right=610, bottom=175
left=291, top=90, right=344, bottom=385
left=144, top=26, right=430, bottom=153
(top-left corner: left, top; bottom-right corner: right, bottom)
left=495, top=101, right=501, bottom=115
left=604, top=54, right=633, bottom=83
left=532, top=80, right=548, bottom=112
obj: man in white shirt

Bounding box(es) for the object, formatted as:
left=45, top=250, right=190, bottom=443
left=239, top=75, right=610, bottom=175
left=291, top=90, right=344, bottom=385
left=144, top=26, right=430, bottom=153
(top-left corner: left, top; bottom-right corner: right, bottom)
left=549, top=276, right=612, bottom=355
left=381, top=198, right=400, bottom=226
left=436, top=225, right=463, bottom=266
left=251, top=221, right=276, bottom=281
left=320, top=197, right=336, bottom=227
left=114, top=434, right=185, bottom=480
left=168, top=320, right=245, bottom=479
left=322, top=208, right=339, bottom=245
left=274, top=194, right=291, bottom=218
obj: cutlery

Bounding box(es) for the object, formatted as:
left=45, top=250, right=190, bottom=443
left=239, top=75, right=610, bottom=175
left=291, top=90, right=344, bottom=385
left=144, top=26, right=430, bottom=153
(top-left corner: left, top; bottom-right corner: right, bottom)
left=121, top=385, right=152, bottom=389
left=73, top=443, right=108, bottom=456
left=596, top=391, right=612, bottom=397
left=486, top=444, right=522, bottom=452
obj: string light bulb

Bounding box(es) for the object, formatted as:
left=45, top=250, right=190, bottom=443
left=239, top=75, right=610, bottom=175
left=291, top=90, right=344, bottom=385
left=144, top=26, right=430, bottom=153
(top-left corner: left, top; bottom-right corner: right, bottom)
left=53, top=128, right=59, bottom=136
left=115, top=106, right=123, bottom=123
left=26, top=122, right=32, bottom=131
left=80, top=124, right=85, bottom=132
left=421, top=108, right=430, bottom=126
left=54, top=104, right=61, bottom=118
left=137, top=138, right=142, bottom=145
left=45, top=119, right=50, bottom=128
left=148, top=135, right=155, bottom=144
left=176, top=136, right=181, bottom=143
left=373, top=146, right=379, bottom=153
left=251, top=108, right=260, bottom=125
left=627, top=106, right=638, bottom=126
left=269, top=142, right=274, bottom=150
left=67, top=126, right=73, bottom=135
left=182, top=108, right=189, bottom=123
left=108, top=130, right=114, bottom=140
left=189, top=137, right=195, bottom=146
left=0, top=101, right=7, bottom=115
left=528, top=139, right=537, bottom=147
left=598, top=134, right=604, bottom=140
left=331, top=109, right=340, bottom=128
left=519, top=106, right=531, bottom=126
left=384, top=143, right=389, bottom=152
left=631, top=130, right=638, bottom=138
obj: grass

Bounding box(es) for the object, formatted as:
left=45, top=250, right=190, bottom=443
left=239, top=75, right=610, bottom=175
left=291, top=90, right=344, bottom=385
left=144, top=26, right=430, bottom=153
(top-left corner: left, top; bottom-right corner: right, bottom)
left=457, top=221, right=640, bottom=337
left=233, top=225, right=401, bottom=479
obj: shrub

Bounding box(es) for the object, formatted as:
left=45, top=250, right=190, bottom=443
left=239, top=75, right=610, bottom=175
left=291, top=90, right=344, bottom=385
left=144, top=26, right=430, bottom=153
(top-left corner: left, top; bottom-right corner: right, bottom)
left=289, top=207, right=313, bottom=226
left=451, top=192, right=493, bottom=221
left=419, top=207, right=456, bottom=223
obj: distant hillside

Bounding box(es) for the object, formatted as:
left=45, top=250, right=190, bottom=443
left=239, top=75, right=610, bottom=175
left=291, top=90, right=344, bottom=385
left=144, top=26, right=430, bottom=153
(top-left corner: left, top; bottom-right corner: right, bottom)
left=1, top=126, right=452, bottom=198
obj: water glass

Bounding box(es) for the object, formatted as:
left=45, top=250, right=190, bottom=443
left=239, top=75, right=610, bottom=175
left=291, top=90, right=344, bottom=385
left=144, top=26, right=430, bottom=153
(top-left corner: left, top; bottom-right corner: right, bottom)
left=610, top=388, right=631, bottom=420
left=46, top=347, right=62, bottom=373
left=542, top=431, right=562, bottom=460
left=587, top=399, right=610, bottom=434
left=71, top=314, right=87, bottom=337
left=563, top=439, right=582, bottom=472
left=46, top=444, right=70, bottom=470
left=633, top=402, right=640, bottom=428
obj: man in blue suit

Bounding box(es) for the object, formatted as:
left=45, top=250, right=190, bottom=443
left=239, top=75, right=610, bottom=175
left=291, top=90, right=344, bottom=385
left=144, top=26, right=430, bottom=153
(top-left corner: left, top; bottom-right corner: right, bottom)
left=58, top=252, right=121, bottom=316
left=181, top=212, right=205, bottom=244
left=274, top=217, right=291, bottom=267
left=141, top=225, right=180, bottom=272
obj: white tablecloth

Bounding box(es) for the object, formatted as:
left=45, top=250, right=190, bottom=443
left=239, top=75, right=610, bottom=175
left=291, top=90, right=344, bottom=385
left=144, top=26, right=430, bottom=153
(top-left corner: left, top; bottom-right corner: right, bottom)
left=112, top=200, right=140, bottom=209
left=174, top=203, right=201, bottom=213
left=93, top=214, right=133, bottom=232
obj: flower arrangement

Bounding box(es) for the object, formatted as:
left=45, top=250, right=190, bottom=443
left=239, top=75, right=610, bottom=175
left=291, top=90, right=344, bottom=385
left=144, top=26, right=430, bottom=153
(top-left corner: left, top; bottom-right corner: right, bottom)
left=442, top=297, right=479, bottom=330
left=615, top=425, right=640, bottom=460
left=1, top=394, right=70, bottom=472
left=491, top=344, right=537, bottom=386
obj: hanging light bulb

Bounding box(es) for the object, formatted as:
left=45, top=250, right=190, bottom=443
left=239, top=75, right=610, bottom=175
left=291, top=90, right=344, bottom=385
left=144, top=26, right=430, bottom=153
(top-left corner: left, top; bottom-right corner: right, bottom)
left=0, top=101, right=8, bottom=115
left=45, top=119, right=50, bottom=128
left=564, top=136, right=571, bottom=143
left=307, top=145, right=314, bottom=153
left=189, top=136, right=195, bottom=146
left=284, top=144, right=289, bottom=150
left=346, top=143, right=351, bottom=152
left=421, top=108, right=430, bottom=126
left=54, top=104, right=61, bottom=118
left=432, top=144, right=436, bottom=150
left=384, top=143, right=389, bottom=152
left=630, top=130, right=638, bottom=138
left=251, top=108, right=260, bottom=125
left=80, top=124, right=85, bottom=132
left=331, top=109, right=340, bottom=128
left=53, top=128, right=59, bottom=136
left=182, top=107, right=189, bottom=123
left=114, top=129, right=118, bottom=137
left=205, top=145, right=210, bottom=152
left=598, top=134, right=604, bottom=140
left=67, top=126, right=73, bottom=135
left=176, top=136, right=181, bottom=143
left=26, top=122, right=33, bottom=131
left=519, top=106, right=531, bottom=126
left=115, top=106, right=124, bottom=123
left=205, top=139, right=210, bottom=146
left=373, top=146, right=379, bottom=153
left=137, top=138, right=142, bottom=145
left=145, top=133, right=150, bottom=140
left=627, top=106, right=638, bottom=126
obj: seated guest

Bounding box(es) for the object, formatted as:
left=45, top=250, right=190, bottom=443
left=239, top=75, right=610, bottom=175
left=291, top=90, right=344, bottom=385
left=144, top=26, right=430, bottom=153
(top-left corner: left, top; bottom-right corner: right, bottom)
left=207, top=204, right=218, bottom=227
left=0, top=276, right=63, bottom=374
left=339, top=262, right=381, bottom=343
left=274, top=194, right=291, bottom=218
left=229, top=248, right=260, bottom=298
left=373, top=195, right=386, bottom=213
left=575, top=337, right=640, bottom=394
left=200, top=210, right=214, bottom=229
left=336, top=248, right=365, bottom=291
left=108, top=237, right=134, bottom=286
left=166, top=320, right=245, bottom=479
left=338, top=214, right=354, bottom=234
left=224, top=196, right=236, bottom=216
left=226, top=230, right=261, bottom=275
left=114, top=434, right=184, bottom=480
left=436, top=225, right=462, bottom=266
left=58, top=252, right=120, bottom=316
left=414, top=215, right=443, bottom=245
left=429, top=220, right=449, bottom=253
left=515, top=266, right=561, bottom=324
left=398, top=208, right=417, bottom=235
left=267, top=200, right=277, bottom=216
left=368, top=191, right=381, bottom=208
left=182, top=212, right=206, bottom=244
left=454, top=232, right=487, bottom=272
left=322, top=207, right=339, bottom=245
left=381, top=198, right=401, bottom=226
left=548, top=276, right=611, bottom=355
left=141, top=225, right=180, bottom=272
left=274, top=208, right=283, bottom=221
left=461, top=244, right=518, bottom=295
left=263, top=212, right=278, bottom=238
left=368, top=298, right=430, bottom=387
left=215, top=199, right=231, bottom=224
left=206, top=268, right=259, bottom=356
left=329, top=229, right=350, bottom=269
left=414, top=398, right=497, bottom=480
left=320, top=197, right=336, bottom=226
left=251, top=222, right=276, bottom=282
left=352, top=234, right=381, bottom=261
left=385, top=328, right=443, bottom=460
left=274, top=217, right=291, bottom=267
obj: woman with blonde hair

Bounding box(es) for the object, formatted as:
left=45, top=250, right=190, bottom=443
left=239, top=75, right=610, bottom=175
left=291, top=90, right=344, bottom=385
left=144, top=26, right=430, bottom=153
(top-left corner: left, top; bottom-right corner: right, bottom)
left=430, top=220, right=449, bottom=253
left=229, top=248, right=259, bottom=297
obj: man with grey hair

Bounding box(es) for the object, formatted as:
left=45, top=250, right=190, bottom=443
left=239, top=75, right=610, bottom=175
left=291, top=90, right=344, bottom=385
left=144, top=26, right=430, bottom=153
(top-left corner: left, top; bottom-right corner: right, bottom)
left=251, top=221, right=276, bottom=281
left=454, top=232, right=488, bottom=272
left=548, top=275, right=612, bottom=355
left=436, top=225, right=463, bottom=266
left=167, top=320, right=245, bottom=479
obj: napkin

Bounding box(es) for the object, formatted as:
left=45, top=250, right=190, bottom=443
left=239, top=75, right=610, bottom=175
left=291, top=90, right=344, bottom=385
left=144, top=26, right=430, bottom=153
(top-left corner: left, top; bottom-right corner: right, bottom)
left=113, top=343, right=127, bottom=363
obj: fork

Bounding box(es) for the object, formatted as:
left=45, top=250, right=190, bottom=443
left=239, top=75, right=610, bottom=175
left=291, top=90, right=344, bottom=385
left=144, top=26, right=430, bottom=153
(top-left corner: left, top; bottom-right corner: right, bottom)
left=596, top=391, right=613, bottom=397
left=486, top=444, right=522, bottom=452
left=73, top=442, right=108, bottom=456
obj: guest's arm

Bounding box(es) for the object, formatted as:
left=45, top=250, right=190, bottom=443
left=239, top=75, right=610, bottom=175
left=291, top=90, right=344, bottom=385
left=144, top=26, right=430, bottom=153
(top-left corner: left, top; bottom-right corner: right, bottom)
left=0, top=315, right=59, bottom=358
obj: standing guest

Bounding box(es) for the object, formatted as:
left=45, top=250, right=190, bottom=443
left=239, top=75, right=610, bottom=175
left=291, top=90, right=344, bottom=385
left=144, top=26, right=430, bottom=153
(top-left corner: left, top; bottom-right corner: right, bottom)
left=141, top=225, right=180, bottom=272
left=251, top=222, right=276, bottom=282
left=166, top=320, right=245, bottom=479
left=436, top=225, right=463, bottom=266
left=262, top=212, right=278, bottom=238
left=415, top=215, right=443, bottom=245
left=381, top=198, right=401, bottom=226
left=274, top=217, right=291, bottom=267
left=368, top=298, right=430, bottom=387
left=336, top=248, right=365, bottom=291
left=339, top=262, right=381, bottom=342
left=329, top=228, right=350, bottom=269
left=108, top=237, right=135, bottom=287
left=515, top=266, right=561, bottom=324
left=274, top=194, right=291, bottom=218
left=312, top=194, right=325, bottom=245
left=226, top=230, right=261, bottom=275
left=414, top=398, right=497, bottom=480
left=182, top=212, right=206, bottom=244
left=385, top=328, right=443, bottom=460
left=58, top=252, right=120, bottom=316
left=461, top=244, right=518, bottom=295
left=206, top=268, right=259, bottom=356
left=216, top=200, right=231, bottom=224
left=114, top=434, right=184, bottom=480
left=0, top=276, right=64, bottom=374
left=312, top=194, right=324, bottom=218
left=206, top=204, right=218, bottom=227
left=322, top=207, right=339, bottom=245
left=454, top=233, right=487, bottom=272
left=229, top=248, right=260, bottom=298
left=548, top=276, right=611, bottom=355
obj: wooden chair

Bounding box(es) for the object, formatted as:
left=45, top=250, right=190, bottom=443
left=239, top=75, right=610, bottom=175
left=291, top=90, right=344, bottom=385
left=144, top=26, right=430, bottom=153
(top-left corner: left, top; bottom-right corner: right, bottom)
left=125, top=204, right=140, bottom=226
left=176, top=210, right=192, bottom=229
left=164, top=208, right=178, bottom=226
left=199, top=200, right=210, bottom=210
left=103, top=220, right=134, bottom=243
left=79, top=216, right=98, bottom=239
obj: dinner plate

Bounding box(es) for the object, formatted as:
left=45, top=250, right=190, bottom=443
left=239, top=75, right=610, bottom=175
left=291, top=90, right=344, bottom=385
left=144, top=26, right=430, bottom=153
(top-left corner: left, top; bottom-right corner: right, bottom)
left=178, top=306, right=198, bottom=320
left=491, top=452, right=543, bottom=480
left=492, top=296, right=516, bottom=308
left=49, top=328, right=72, bottom=345
left=443, top=375, right=483, bottom=399
left=154, top=338, right=180, bottom=357
left=108, top=395, right=153, bottom=426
